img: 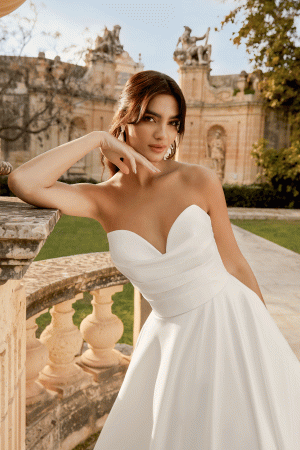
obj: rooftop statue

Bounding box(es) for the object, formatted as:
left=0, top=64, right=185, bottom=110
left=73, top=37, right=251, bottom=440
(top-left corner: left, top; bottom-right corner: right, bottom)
left=174, top=26, right=211, bottom=66
left=89, top=25, right=124, bottom=62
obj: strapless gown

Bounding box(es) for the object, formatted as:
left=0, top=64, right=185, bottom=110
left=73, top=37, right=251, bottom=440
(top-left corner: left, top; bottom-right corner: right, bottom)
left=94, top=204, right=300, bottom=450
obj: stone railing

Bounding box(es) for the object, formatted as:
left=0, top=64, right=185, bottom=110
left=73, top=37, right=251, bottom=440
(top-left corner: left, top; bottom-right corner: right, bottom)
left=0, top=197, right=149, bottom=450
left=25, top=253, right=135, bottom=450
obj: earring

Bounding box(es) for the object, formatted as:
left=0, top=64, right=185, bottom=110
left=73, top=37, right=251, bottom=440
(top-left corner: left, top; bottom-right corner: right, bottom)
left=164, top=140, right=176, bottom=160
left=164, top=145, right=172, bottom=160
left=118, top=125, right=125, bottom=142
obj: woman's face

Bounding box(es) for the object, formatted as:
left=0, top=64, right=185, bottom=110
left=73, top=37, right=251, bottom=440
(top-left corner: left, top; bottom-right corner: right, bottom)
left=125, top=94, right=180, bottom=162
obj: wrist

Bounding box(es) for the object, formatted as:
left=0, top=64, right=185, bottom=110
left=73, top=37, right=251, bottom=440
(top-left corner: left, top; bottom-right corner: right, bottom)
left=95, top=130, right=109, bottom=150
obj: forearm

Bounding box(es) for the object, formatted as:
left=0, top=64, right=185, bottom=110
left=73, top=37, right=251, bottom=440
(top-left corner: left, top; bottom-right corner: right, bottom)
left=230, top=260, right=267, bottom=309
left=8, top=130, right=103, bottom=190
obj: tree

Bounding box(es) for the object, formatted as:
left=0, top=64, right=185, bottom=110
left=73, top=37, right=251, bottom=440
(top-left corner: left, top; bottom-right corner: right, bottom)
left=0, top=1, right=93, bottom=146
left=251, top=138, right=300, bottom=207
left=218, top=0, right=300, bottom=141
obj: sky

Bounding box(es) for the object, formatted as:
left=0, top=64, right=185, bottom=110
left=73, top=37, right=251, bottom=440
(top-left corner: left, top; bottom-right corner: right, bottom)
left=4, top=0, right=254, bottom=83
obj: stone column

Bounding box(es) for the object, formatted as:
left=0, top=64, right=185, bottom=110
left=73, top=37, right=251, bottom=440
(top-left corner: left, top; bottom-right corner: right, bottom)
left=0, top=279, right=26, bottom=450
left=39, top=295, right=91, bottom=396
left=80, top=286, right=125, bottom=367
left=0, top=197, right=61, bottom=450
left=26, top=313, right=49, bottom=404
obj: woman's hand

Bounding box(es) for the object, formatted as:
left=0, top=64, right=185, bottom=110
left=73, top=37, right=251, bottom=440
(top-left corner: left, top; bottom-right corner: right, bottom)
left=98, top=131, right=161, bottom=174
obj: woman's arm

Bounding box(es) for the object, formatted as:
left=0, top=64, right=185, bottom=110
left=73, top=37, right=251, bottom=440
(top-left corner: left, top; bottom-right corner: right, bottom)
left=7, top=130, right=160, bottom=219
left=228, top=260, right=266, bottom=307
left=195, top=166, right=267, bottom=308
left=8, top=131, right=102, bottom=190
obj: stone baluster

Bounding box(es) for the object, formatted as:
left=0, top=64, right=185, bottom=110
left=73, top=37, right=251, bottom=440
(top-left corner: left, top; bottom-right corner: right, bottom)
left=26, top=313, right=50, bottom=404
left=80, top=285, right=125, bottom=368
left=39, top=294, right=91, bottom=395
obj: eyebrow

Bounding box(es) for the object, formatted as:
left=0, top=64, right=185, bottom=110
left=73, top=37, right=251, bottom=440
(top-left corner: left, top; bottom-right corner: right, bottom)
left=144, top=109, right=180, bottom=120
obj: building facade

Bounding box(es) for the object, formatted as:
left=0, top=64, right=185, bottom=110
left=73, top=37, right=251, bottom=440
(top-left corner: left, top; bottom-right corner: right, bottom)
left=1, top=25, right=290, bottom=185
left=174, top=26, right=290, bottom=185
left=0, top=25, right=143, bottom=182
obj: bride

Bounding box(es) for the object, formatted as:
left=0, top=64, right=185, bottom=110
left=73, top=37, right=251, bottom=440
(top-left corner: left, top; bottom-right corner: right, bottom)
left=8, top=70, right=266, bottom=301
left=8, top=70, right=300, bottom=450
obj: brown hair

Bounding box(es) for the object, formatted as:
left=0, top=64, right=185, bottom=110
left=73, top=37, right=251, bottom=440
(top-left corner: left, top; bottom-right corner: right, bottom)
left=100, top=70, right=186, bottom=178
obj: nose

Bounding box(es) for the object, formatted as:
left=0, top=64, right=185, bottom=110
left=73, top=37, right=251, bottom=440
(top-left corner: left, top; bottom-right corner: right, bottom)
left=153, top=122, right=167, bottom=140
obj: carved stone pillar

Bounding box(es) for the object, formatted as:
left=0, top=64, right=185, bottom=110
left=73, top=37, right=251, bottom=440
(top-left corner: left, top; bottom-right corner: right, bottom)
left=80, top=286, right=124, bottom=367
left=26, top=313, right=49, bottom=404
left=39, top=295, right=90, bottom=395
left=0, top=197, right=61, bottom=450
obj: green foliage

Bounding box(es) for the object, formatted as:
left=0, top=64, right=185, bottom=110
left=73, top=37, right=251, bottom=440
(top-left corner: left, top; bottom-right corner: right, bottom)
left=244, top=88, right=255, bottom=95
left=250, top=138, right=300, bottom=206
left=223, top=182, right=300, bottom=208
left=219, top=0, right=300, bottom=141
left=233, top=88, right=241, bottom=96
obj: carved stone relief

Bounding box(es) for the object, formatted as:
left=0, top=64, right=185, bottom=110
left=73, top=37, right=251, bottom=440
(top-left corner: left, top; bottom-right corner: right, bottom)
left=207, top=126, right=226, bottom=181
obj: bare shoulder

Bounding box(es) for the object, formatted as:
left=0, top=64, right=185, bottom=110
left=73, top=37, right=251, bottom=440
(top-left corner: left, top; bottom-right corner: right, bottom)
left=176, top=162, right=247, bottom=271
left=177, top=162, right=218, bottom=200
left=179, top=162, right=216, bottom=185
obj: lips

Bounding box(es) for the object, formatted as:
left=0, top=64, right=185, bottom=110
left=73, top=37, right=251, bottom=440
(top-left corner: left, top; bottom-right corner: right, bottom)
left=149, top=145, right=167, bottom=153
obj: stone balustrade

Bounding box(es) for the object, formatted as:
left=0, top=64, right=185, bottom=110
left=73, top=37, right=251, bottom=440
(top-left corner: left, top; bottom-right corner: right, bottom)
left=24, top=256, right=132, bottom=450
left=0, top=197, right=147, bottom=450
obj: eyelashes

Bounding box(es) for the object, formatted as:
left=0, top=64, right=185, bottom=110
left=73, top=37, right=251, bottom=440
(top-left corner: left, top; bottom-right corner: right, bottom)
left=142, top=116, right=180, bottom=128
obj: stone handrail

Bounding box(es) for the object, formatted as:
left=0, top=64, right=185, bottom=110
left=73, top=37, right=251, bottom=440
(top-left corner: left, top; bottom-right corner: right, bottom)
left=25, top=252, right=128, bottom=319
left=24, top=257, right=132, bottom=450
left=0, top=199, right=61, bottom=280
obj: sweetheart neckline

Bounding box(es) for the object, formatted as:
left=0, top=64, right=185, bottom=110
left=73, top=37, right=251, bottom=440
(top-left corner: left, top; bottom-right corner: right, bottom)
left=107, top=204, right=211, bottom=256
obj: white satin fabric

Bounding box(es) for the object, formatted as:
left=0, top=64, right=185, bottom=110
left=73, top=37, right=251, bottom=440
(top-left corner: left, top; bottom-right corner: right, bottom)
left=94, top=204, right=300, bottom=450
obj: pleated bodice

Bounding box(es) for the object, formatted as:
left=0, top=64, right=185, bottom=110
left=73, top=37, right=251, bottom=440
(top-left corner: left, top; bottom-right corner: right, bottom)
left=107, top=204, right=231, bottom=318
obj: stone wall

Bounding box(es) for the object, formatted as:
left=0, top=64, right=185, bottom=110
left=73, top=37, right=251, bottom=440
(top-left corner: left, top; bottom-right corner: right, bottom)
left=176, top=65, right=290, bottom=185
left=0, top=278, right=26, bottom=450
left=0, top=28, right=143, bottom=184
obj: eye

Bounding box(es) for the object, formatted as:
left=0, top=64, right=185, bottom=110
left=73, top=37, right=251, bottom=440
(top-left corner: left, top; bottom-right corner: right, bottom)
left=170, top=120, right=180, bottom=128
left=142, top=115, right=155, bottom=122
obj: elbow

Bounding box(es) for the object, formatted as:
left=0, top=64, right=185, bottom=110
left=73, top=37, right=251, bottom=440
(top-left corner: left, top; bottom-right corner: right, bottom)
left=7, top=173, right=33, bottom=199
left=7, top=173, right=16, bottom=192
left=7, top=172, right=21, bottom=193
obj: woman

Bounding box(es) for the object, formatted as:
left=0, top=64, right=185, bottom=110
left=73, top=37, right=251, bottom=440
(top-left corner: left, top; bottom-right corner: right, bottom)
left=8, top=71, right=300, bottom=449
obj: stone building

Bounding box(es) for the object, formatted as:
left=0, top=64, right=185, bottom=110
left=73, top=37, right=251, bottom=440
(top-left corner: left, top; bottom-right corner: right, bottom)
left=1, top=24, right=290, bottom=185
left=174, top=26, right=290, bottom=185
left=0, top=25, right=143, bottom=182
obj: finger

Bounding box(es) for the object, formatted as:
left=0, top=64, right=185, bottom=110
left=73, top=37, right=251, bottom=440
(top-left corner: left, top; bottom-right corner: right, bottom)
left=129, top=156, right=137, bottom=173
left=118, top=161, right=130, bottom=174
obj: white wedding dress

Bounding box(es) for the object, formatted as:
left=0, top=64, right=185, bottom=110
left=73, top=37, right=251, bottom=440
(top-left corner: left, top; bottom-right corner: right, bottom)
left=94, top=204, right=300, bottom=449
